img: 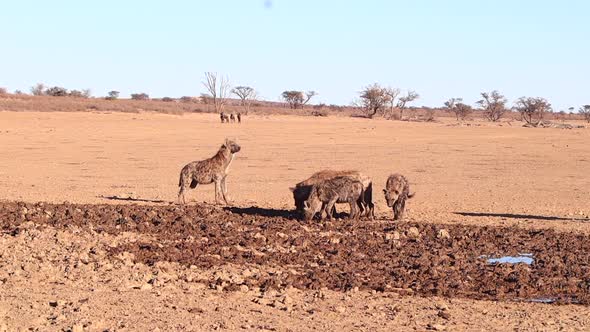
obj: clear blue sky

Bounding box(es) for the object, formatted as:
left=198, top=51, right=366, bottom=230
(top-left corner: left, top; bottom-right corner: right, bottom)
left=1, top=0, right=588, bottom=110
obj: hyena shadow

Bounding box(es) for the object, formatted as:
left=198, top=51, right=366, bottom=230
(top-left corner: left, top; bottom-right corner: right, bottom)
left=223, top=206, right=299, bottom=219
left=98, top=195, right=171, bottom=204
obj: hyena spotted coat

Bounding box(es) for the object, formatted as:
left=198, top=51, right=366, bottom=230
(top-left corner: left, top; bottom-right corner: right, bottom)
left=291, top=170, right=374, bottom=218
left=178, top=139, right=241, bottom=205
left=303, top=176, right=365, bottom=221
left=383, top=174, right=414, bottom=220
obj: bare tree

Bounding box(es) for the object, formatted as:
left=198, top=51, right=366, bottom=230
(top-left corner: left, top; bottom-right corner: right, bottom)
left=357, top=83, right=391, bottom=118
left=477, top=90, right=507, bottom=122
left=231, top=86, right=257, bottom=114
left=281, top=90, right=317, bottom=109
left=202, top=72, right=231, bottom=113
left=304, top=91, right=317, bottom=105
left=513, top=97, right=552, bottom=126
left=396, top=90, right=419, bottom=120
left=384, top=87, right=401, bottom=118
left=579, top=105, right=590, bottom=123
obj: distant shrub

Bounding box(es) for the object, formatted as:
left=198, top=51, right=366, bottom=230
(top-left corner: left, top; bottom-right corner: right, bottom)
left=313, top=103, right=326, bottom=110
left=425, top=109, right=436, bottom=122
left=180, top=96, right=196, bottom=103
left=0, top=87, right=7, bottom=94
left=579, top=105, right=590, bottom=123
left=161, top=97, right=174, bottom=102
left=329, top=104, right=343, bottom=111
left=105, top=91, right=120, bottom=100
left=68, top=90, right=84, bottom=97
left=14, top=90, right=24, bottom=95
left=45, top=86, right=68, bottom=97
left=131, top=93, right=149, bottom=100
left=311, top=110, right=328, bottom=117
left=88, top=105, right=99, bottom=110
left=31, top=83, right=45, bottom=96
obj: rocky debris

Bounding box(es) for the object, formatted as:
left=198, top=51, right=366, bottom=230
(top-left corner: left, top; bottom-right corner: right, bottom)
left=437, top=229, right=450, bottom=240
left=406, top=227, right=421, bottom=241
left=1, top=201, right=590, bottom=305
left=427, top=323, right=447, bottom=331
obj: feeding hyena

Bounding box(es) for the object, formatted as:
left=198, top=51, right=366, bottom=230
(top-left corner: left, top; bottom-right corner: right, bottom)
left=383, top=174, right=414, bottom=220
left=302, top=176, right=365, bottom=221
left=178, top=138, right=241, bottom=205
left=291, top=170, right=374, bottom=219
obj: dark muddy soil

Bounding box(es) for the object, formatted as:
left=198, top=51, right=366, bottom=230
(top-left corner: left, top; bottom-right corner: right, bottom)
left=2, top=201, right=589, bottom=304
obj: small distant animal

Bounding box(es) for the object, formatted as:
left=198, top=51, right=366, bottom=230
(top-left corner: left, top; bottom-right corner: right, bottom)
left=178, top=138, right=241, bottom=205
left=220, top=112, right=225, bottom=123
left=291, top=170, right=374, bottom=219
left=303, top=176, right=364, bottom=221
left=237, top=113, right=241, bottom=123
left=222, top=114, right=230, bottom=123
left=230, top=113, right=236, bottom=123
left=383, top=174, right=414, bottom=220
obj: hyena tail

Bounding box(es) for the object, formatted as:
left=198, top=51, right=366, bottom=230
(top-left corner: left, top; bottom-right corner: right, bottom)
left=407, top=192, right=416, bottom=199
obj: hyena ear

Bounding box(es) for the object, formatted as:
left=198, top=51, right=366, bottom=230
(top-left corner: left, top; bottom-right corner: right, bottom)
left=304, top=201, right=310, bottom=209
left=289, top=187, right=295, bottom=192
left=224, top=138, right=230, bottom=147
left=382, top=189, right=387, bottom=194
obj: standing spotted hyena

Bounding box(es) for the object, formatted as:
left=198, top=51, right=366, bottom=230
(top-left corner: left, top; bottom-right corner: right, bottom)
left=291, top=170, right=374, bottom=218
left=303, top=176, right=365, bottom=221
left=178, top=138, right=241, bottom=205
left=383, top=174, right=414, bottom=220
left=230, top=113, right=236, bottom=123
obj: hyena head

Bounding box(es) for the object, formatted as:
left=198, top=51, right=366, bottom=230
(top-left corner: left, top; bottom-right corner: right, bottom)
left=224, top=138, right=241, bottom=154
left=383, top=180, right=405, bottom=208
left=290, top=186, right=311, bottom=212
left=302, top=191, right=322, bottom=221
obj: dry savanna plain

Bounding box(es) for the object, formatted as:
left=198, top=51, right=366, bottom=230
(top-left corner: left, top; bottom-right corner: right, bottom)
left=1, top=109, right=590, bottom=331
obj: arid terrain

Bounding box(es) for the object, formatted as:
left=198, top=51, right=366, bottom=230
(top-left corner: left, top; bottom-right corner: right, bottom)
left=1, top=110, right=590, bottom=331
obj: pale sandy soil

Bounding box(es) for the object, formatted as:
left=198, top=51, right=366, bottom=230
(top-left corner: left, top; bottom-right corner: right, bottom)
left=1, top=111, right=590, bottom=331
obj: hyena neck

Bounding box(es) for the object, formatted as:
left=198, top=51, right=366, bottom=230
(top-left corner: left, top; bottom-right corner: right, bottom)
left=214, top=146, right=234, bottom=173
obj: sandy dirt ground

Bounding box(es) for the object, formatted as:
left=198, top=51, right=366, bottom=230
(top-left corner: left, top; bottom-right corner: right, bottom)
left=1, top=111, right=590, bottom=331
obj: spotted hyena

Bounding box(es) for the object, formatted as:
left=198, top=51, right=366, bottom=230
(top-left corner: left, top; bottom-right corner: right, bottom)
left=383, top=174, right=414, bottom=220
left=303, top=176, right=365, bottom=221
left=178, top=138, right=241, bottom=205
left=230, top=113, right=236, bottom=123
left=220, top=112, right=226, bottom=123
left=237, top=113, right=241, bottom=123
left=291, top=170, right=374, bottom=218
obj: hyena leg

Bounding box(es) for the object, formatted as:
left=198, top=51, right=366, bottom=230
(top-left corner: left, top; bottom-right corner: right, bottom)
left=393, top=199, right=406, bottom=220
left=221, top=176, right=229, bottom=204
left=324, top=198, right=338, bottom=221
left=350, top=200, right=359, bottom=220
left=214, top=179, right=224, bottom=205
left=178, top=172, right=192, bottom=205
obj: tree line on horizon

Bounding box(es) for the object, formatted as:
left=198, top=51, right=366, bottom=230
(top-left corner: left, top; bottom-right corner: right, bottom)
left=1, top=73, right=589, bottom=124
